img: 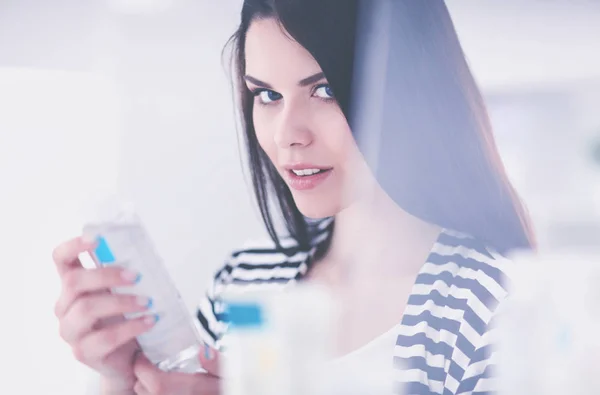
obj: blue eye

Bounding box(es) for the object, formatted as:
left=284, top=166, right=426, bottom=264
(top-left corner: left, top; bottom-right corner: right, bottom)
left=314, top=84, right=334, bottom=99
left=254, top=89, right=282, bottom=104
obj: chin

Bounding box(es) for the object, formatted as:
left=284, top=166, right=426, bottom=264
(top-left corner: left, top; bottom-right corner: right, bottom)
left=293, top=197, right=341, bottom=220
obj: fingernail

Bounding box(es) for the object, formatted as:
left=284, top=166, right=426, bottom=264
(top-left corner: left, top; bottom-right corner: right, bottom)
left=81, top=234, right=97, bottom=245
left=122, top=270, right=141, bottom=283
left=144, top=314, right=159, bottom=325
left=204, top=343, right=213, bottom=360
left=137, top=296, right=152, bottom=308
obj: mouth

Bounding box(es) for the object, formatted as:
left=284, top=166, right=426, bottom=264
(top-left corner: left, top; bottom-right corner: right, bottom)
left=288, top=168, right=331, bottom=177
left=283, top=166, right=333, bottom=191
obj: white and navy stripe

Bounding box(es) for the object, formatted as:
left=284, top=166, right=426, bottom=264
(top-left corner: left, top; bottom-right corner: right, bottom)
left=196, top=218, right=509, bottom=394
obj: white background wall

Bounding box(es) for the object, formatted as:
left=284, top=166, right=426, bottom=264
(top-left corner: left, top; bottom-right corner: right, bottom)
left=1, top=1, right=599, bottom=394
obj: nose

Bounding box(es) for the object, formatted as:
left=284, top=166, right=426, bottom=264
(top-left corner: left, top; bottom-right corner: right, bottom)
left=273, top=102, right=313, bottom=149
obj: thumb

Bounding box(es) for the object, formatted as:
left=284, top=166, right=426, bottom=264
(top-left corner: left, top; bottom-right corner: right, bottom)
left=133, top=351, right=168, bottom=389
left=199, top=343, right=222, bottom=377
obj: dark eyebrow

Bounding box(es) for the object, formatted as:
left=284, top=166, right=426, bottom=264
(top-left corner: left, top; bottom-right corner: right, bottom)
left=244, top=71, right=326, bottom=89
left=298, top=72, right=326, bottom=87
left=244, top=75, right=273, bottom=89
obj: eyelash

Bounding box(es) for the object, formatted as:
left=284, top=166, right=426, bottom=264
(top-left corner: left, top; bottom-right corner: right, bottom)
left=250, top=83, right=335, bottom=106
left=250, top=88, right=280, bottom=106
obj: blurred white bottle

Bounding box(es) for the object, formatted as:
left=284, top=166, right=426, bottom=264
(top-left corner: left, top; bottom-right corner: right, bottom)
left=496, top=147, right=600, bottom=395
left=220, top=284, right=338, bottom=395
left=496, top=250, right=600, bottom=395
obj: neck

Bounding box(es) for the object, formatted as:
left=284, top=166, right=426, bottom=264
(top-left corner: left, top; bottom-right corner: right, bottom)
left=324, top=186, right=441, bottom=279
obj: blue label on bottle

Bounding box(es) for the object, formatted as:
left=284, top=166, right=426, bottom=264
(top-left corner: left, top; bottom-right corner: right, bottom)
left=95, top=236, right=116, bottom=264
left=225, top=302, right=264, bottom=328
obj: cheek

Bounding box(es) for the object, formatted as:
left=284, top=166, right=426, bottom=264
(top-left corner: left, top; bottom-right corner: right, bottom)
left=253, top=107, right=277, bottom=156
left=316, top=110, right=356, bottom=167
left=316, top=110, right=375, bottom=196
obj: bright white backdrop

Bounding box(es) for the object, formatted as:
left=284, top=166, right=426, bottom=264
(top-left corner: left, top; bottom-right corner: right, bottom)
left=1, top=1, right=599, bottom=393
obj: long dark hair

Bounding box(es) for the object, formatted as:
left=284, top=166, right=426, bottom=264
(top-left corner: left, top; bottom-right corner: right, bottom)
left=223, top=0, right=535, bottom=255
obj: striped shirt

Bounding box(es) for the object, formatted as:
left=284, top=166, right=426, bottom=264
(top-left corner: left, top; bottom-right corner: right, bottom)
left=196, top=217, right=510, bottom=394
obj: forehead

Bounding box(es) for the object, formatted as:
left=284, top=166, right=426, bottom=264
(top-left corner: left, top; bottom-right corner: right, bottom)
left=244, top=18, right=323, bottom=82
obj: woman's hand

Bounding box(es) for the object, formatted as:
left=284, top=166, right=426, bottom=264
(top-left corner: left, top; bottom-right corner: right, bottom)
left=52, top=236, right=157, bottom=391
left=133, top=345, right=222, bottom=395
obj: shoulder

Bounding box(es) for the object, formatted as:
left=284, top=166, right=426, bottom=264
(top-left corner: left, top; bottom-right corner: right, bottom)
left=196, top=235, right=311, bottom=346
left=426, top=231, right=522, bottom=392
left=410, top=228, right=514, bottom=358
left=428, top=228, right=513, bottom=309
left=211, top=217, right=334, bottom=292
left=214, top=236, right=310, bottom=286
left=401, top=230, right=515, bottom=380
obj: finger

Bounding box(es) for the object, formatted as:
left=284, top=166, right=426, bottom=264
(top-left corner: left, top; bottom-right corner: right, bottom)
left=133, top=380, right=150, bottom=395
left=73, top=314, right=157, bottom=365
left=199, top=343, right=221, bottom=378
left=54, top=267, right=141, bottom=318
left=134, top=353, right=167, bottom=393
left=52, top=236, right=96, bottom=276
left=59, top=293, right=153, bottom=343
left=135, top=353, right=221, bottom=395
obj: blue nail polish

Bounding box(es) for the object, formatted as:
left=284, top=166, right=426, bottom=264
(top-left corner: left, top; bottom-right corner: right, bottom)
left=134, top=273, right=142, bottom=284
left=154, top=314, right=160, bottom=323
left=146, top=298, right=153, bottom=309
left=204, top=344, right=213, bottom=360
left=95, top=237, right=116, bottom=264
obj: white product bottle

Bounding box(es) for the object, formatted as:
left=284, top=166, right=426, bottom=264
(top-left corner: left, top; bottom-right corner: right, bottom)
left=82, top=196, right=204, bottom=373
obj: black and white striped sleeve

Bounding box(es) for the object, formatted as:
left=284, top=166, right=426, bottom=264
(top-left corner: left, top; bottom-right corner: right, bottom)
left=195, top=264, right=230, bottom=349
left=193, top=233, right=320, bottom=350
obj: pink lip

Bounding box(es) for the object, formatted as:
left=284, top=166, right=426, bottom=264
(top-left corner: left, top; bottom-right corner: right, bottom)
left=284, top=163, right=332, bottom=171
left=283, top=167, right=333, bottom=191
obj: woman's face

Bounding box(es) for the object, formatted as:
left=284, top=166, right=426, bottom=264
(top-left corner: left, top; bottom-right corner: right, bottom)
left=244, top=18, right=374, bottom=219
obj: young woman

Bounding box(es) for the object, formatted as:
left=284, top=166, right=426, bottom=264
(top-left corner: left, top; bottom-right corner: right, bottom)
left=52, top=0, right=534, bottom=394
